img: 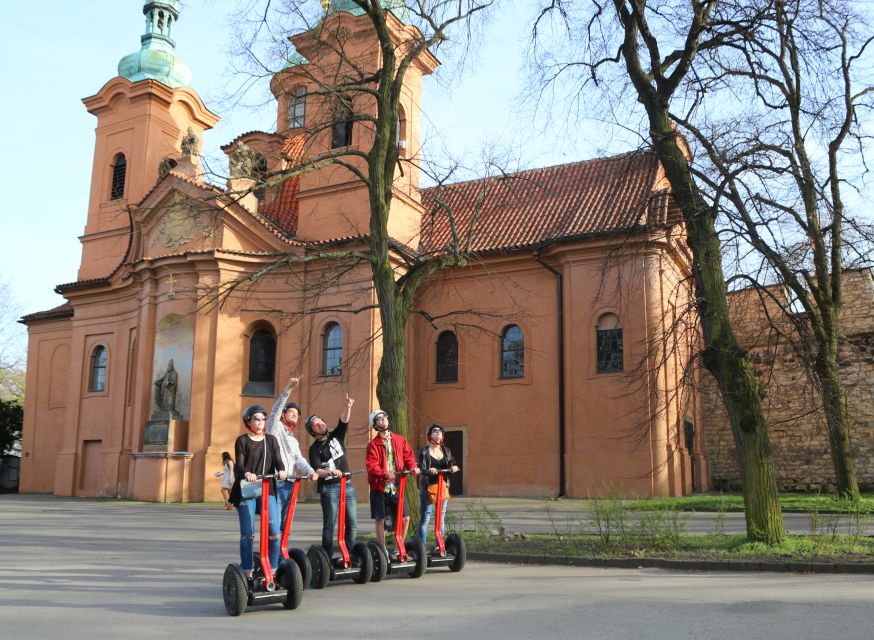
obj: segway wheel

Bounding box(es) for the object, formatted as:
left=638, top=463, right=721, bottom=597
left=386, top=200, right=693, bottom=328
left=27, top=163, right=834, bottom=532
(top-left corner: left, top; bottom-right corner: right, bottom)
left=289, top=547, right=312, bottom=591
left=405, top=537, right=427, bottom=579
left=367, top=541, right=388, bottom=582
left=351, top=542, right=374, bottom=585
left=445, top=533, right=467, bottom=573
left=306, top=545, right=331, bottom=589
left=277, top=559, right=304, bottom=610
left=222, top=563, right=248, bottom=617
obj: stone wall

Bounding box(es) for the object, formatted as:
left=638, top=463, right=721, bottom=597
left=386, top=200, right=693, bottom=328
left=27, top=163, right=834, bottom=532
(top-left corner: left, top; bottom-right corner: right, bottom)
left=702, top=269, right=874, bottom=492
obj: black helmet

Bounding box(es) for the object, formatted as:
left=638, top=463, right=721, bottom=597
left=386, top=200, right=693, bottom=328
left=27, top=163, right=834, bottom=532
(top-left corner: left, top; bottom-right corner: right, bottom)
left=304, top=414, right=320, bottom=437
left=427, top=423, right=445, bottom=441
left=243, top=405, right=266, bottom=422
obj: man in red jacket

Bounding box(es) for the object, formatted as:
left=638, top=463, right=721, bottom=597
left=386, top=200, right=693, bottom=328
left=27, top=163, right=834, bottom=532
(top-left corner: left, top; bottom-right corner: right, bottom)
left=365, top=409, right=420, bottom=552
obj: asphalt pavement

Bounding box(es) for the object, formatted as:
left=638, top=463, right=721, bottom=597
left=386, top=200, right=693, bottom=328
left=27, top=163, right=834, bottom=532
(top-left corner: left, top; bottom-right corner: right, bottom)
left=1, top=495, right=873, bottom=639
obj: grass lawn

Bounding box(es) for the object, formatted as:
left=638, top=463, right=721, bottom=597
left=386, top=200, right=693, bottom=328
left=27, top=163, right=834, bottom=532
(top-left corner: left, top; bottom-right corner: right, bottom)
left=622, top=492, right=874, bottom=513
left=464, top=531, right=874, bottom=564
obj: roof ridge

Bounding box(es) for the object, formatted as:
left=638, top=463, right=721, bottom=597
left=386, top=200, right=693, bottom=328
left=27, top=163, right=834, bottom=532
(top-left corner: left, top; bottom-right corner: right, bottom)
left=420, top=149, right=655, bottom=193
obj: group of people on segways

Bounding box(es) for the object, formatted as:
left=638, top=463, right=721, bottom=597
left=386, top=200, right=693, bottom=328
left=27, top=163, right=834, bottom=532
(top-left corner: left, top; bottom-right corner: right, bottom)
left=222, top=374, right=464, bottom=616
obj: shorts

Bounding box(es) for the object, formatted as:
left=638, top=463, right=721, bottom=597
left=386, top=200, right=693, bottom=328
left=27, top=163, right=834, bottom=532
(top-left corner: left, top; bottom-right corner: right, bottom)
left=369, top=490, right=409, bottom=520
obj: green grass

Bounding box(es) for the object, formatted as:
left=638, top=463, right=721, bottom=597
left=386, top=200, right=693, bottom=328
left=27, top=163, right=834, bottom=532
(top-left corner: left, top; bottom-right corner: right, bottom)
left=464, top=531, right=874, bottom=563
left=621, top=492, right=874, bottom=513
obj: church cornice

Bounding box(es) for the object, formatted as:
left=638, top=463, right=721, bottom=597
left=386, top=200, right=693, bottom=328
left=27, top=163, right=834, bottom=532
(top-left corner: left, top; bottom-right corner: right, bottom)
left=83, top=77, right=219, bottom=128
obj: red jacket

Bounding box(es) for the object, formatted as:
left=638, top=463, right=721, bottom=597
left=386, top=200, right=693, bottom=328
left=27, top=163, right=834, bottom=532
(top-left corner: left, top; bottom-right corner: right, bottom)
left=365, top=431, right=418, bottom=492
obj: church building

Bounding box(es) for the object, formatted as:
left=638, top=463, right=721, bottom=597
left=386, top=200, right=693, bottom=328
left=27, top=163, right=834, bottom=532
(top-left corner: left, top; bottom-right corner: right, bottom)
left=19, top=1, right=707, bottom=501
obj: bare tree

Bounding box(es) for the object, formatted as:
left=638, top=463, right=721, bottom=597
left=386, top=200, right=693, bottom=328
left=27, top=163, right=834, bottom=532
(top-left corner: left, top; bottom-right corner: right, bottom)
left=213, top=0, right=495, bottom=445
left=532, top=0, right=786, bottom=542
left=0, top=282, right=25, bottom=403
left=668, top=0, right=874, bottom=500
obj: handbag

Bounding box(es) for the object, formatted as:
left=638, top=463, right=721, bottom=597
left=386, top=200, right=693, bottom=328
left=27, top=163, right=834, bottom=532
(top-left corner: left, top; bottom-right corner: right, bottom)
left=239, top=438, right=268, bottom=500
left=427, top=481, right=450, bottom=504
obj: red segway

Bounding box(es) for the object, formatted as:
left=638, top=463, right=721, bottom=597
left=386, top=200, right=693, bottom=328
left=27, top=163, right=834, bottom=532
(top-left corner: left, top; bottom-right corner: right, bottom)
left=277, top=476, right=314, bottom=588
left=425, top=468, right=466, bottom=572
left=222, top=474, right=304, bottom=616
left=366, top=469, right=427, bottom=581
left=306, top=471, right=373, bottom=588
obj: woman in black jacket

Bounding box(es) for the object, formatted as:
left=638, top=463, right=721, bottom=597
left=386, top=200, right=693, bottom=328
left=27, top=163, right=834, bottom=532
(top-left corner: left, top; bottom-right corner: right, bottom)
left=416, top=424, right=458, bottom=545
left=230, top=405, right=287, bottom=581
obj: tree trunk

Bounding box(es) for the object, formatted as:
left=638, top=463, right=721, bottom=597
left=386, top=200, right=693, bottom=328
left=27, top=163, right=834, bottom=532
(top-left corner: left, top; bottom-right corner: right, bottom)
left=815, top=347, right=859, bottom=500
left=647, top=112, right=785, bottom=544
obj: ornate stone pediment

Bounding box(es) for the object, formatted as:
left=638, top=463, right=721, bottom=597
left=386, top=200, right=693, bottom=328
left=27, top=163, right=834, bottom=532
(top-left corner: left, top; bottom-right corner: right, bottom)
left=142, top=191, right=220, bottom=257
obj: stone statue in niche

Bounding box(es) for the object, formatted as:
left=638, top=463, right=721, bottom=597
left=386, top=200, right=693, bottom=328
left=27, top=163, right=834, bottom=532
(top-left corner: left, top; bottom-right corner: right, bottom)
left=153, top=359, right=179, bottom=417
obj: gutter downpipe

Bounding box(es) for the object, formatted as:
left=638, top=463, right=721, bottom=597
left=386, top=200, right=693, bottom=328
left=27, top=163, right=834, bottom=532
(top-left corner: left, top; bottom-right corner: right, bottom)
left=533, top=248, right=566, bottom=498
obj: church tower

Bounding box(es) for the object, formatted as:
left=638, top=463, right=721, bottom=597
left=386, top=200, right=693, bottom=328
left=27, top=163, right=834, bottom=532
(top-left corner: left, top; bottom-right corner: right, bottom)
left=77, top=1, right=219, bottom=281
left=267, top=0, right=439, bottom=245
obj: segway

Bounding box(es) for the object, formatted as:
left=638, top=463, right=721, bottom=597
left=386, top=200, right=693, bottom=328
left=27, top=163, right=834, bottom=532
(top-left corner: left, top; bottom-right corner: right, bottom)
left=277, top=476, right=313, bottom=589
left=222, top=474, right=304, bottom=616
left=306, top=471, right=373, bottom=588
left=366, top=469, right=427, bottom=581
left=425, top=468, right=466, bottom=572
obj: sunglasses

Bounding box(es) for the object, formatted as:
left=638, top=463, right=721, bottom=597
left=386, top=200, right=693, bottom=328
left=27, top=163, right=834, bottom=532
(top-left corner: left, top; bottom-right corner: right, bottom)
left=249, top=416, right=267, bottom=421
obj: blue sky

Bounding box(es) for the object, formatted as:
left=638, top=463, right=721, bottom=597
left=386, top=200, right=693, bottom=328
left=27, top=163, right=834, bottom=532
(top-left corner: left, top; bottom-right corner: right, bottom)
left=0, top=0, right=617, bottom=355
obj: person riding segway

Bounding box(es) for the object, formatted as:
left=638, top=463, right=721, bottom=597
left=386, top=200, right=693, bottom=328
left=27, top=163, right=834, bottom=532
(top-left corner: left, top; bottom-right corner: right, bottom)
left=418, top=423, right=465, bottom=572
left=364, top=410, right=426, bottom=580
left=222, top=405, right=303, bottom=616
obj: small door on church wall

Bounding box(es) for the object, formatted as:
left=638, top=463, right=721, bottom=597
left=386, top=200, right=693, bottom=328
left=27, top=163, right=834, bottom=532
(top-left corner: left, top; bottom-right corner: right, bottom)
left=78, top=440, right=102, bottom=496
left=444, top=430, right=464, bottom=496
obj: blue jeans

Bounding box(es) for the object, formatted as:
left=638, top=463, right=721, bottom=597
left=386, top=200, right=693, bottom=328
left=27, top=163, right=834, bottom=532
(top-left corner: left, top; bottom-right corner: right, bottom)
left=319, top=482, right=357, bottom=556
left=276, top=480, right=295, bottom=530
left=418, top=488, right=448, bottom=545
left=237, top=493, right=281, bottom=572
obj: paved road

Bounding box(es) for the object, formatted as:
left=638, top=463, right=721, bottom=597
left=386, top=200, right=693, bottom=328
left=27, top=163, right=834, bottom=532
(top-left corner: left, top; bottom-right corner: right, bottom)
left=2, top=495, right=873, bottom=639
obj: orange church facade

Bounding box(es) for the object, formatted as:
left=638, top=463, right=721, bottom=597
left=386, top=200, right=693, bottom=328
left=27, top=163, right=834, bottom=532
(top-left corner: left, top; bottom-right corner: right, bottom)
left=20, top=1, right=707, bottom=501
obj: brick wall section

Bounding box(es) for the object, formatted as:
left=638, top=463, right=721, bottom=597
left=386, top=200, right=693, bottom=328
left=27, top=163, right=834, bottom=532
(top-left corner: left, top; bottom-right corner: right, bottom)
left=702, top=269, right=874, bottom=491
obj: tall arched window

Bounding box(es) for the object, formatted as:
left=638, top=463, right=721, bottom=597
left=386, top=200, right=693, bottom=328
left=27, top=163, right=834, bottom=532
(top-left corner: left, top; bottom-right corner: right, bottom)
left=331, top=104, right=353, bottom=149
left=88, top=345, right=108, bottom=392
left=110, top=153, right=127, bottom=200
left=395, top=105, right=407, bottom=155
left=500, top=325, right=524, bottom=379
left=252, top=155, right=268, bottom=203
left=435, top=330, right=458, bottom=383
left=287, top=86, right=307, bottom=129
left=249, top=329, right=276, bottom=393
left=596, top=313, right=623, bottom=373
left=322, top=323, right=343, bottom=376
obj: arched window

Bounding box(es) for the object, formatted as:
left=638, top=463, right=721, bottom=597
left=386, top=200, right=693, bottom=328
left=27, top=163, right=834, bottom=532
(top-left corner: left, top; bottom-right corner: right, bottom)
left=331, top=104, right=353, bottom=149
left=500, top=325, right=524, bottom=379
left=110, top=153, right=127, bottom=200
left=248, top=329, right=276, bottom=386
left=88, top=345, right=108, bottom=392
left=252, top=155, right=268, bottom=203
left=596, top=313, right=623, bottom=373
left=322, top=323, right=343, bottom=376
left=435, top=330, right=458, bottom=383
left=395, top=105, right=407, bottom=155
left=287, top=86, right=307, bottom=129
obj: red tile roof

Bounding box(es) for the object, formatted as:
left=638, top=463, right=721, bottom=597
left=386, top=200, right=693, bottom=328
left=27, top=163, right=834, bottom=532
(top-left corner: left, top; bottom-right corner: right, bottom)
left=419, top=151, right=680, bottom=254
left=20, top=302, right=74, bottom=324
left=259, top=134, right=305, bottom=235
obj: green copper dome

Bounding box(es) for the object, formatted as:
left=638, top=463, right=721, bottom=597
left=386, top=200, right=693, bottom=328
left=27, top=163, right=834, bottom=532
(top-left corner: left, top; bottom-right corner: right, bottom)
left=118, top=1, right=192, bottom=89
left=325, top=0, right=409, bottom=22
left=281, top=48, right=310, bottom=70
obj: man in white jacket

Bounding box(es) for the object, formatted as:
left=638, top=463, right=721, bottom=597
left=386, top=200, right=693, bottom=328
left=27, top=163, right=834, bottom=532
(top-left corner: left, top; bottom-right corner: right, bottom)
left=268, top=375, right=319, bottom=526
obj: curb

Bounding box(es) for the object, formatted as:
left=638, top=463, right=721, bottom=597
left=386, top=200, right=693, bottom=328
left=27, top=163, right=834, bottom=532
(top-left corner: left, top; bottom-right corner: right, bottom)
left=467, top=552, right=874, bottom=574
